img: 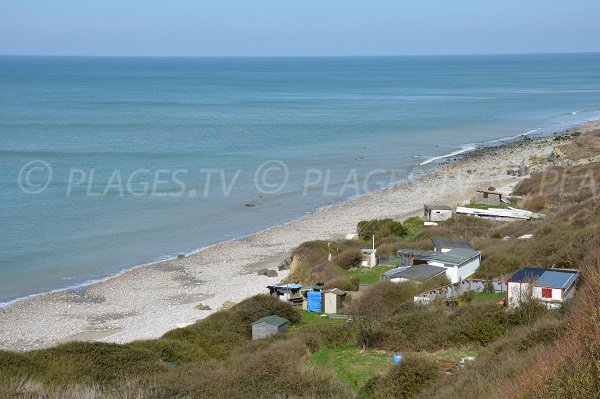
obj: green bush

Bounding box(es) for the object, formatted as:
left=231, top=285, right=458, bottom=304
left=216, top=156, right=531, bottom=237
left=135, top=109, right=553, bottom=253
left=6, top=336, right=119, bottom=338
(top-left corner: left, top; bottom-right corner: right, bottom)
left=357, top=219, right=408, bottom=243
left=451, top=303, right=508, bottom=345
left=336, top=248, right=363, bottom=269
left=360, top=355, right=440, bottom=399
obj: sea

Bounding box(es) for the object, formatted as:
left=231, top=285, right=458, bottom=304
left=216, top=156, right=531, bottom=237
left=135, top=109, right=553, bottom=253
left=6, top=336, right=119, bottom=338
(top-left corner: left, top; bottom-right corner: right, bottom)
left=1, top=53, right=600, bottom=306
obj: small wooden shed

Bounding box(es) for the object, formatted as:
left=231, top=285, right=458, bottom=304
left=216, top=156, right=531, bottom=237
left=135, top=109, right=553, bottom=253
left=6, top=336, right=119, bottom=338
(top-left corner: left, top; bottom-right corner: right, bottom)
left=251, top=315, right=289, bottom=340
left=323, top=288, right=346, bottom=314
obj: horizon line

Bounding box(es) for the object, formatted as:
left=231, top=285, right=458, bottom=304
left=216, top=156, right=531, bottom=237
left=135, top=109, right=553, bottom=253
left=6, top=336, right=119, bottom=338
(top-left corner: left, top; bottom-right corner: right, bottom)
left=1, top=51, right=600, bottom=58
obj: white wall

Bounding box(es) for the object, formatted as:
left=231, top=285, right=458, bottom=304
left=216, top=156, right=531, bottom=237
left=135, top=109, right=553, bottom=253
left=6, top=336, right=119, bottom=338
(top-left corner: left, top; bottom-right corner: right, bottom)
left=427, top=257, right=479, bottom=284
left=428, top=209, right=453, bottom=222
left=456, top=257, right=480, bottom=281
left=507, top=282, right=531, bottom=308
left=323, top=293, right=337, bottom=314
left=532, top=287, right=563, bottom=302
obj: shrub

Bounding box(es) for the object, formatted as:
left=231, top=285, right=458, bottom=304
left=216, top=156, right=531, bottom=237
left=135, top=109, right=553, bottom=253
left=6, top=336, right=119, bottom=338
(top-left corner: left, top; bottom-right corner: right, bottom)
left=297, top=324, right=353, bottom=352
left=357, top=219, right=408, bottom=243
left=522, top=194, right=548, bottom=212
left=336, top=248, right=363, bottom=269
left=451, top=303, right=508, bottom=345
left=377, top=304, right=451, bottom=351
left=360, top=355, right=440, bottom=399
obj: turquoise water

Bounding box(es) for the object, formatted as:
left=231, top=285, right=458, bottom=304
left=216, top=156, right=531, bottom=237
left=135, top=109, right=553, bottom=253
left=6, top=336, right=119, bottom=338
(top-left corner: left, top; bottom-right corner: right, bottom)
left=1, top=54, right=600, bottom=305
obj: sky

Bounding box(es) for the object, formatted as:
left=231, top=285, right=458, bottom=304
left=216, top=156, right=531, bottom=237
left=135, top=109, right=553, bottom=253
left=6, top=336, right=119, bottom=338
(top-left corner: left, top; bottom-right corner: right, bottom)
left=1, top=0, right=600, bottom=56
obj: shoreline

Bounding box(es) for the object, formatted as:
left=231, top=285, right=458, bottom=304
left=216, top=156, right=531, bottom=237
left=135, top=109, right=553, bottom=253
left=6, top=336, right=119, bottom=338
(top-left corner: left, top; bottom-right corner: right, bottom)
left=1, top=115, right=596, bottom=311
left=1, top=120, right=598, bottom=351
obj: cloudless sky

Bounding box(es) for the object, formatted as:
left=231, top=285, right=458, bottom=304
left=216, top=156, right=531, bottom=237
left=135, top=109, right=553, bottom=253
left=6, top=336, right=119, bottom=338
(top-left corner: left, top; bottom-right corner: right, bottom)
left=1, top=0, right=600, bottom=56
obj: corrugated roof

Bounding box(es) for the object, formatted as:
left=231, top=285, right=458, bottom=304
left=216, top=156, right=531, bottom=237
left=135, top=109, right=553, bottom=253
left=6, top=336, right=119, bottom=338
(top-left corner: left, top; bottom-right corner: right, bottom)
left=252, top=315, right=289, bottom=327
left=536, top=269, right=579, bottom=289
left=431, top=237, right=473, bottom=250
left=509, top=267, right=579, bottom=289
left=390, top=265, right=446, bottom=282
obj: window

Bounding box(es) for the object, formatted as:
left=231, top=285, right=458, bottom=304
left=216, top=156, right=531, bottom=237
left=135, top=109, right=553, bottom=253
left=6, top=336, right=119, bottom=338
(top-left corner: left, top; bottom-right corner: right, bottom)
left=483, top=192, right=489, bottom=199
left=541, top=287, right=552, bottom=299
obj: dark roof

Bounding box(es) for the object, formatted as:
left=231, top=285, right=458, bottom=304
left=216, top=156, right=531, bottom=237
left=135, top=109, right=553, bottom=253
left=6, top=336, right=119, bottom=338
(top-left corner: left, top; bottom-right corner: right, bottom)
left=509, top=267, right=579, bottom=289
left=508, top=267, right=546, bottom=283
left=397, top=248, right=480, bottom=267
left=390, top=264, right=447, bottom=282
left=424, top=204, right=452, bottom=210
left=324, top=288, right=346, bottom=296
left=431, top=237, right=473, bottom=250
left=251, top=315, right=289, bottom=327
left=382, top=267, right=410, bottom=279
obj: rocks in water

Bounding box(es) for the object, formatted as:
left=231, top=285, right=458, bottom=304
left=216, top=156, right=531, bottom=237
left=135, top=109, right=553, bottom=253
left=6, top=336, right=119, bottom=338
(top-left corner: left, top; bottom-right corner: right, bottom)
left=177, top=254, right=186, bottom=260
left=195, top=303, right=212, bottom=311
left=244, top=203, right=256, bottom=208
left=258, top=269, right=278, bottom=277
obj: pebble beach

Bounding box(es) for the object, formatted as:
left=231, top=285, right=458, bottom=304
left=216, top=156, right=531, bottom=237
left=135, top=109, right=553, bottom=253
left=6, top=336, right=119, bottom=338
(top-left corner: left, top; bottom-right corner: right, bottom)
left=1, top=120, right=598, bottom=352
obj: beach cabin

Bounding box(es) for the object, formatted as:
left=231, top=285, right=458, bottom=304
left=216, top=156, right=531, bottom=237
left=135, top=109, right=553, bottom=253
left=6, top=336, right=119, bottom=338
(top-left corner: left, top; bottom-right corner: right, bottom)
left=431, top=237, right=473, bottom=253
left=475, top=189, right=504, bottom=206
left=424, top=204, right=453, bottom=222
left=361, top=248, right=377, bottom=268
left=251, top=315, right=289, bottom=340
left=323, top=288, right=346, bottom=314
left=267, top=284, right=303, bottom=304
left=382, top=265, right=446, bottom=284
left=300, top=283, right=324, bottom=310
left=507, top=267, right=579, bottom=309
left=397, top=248, right=481, bottom=283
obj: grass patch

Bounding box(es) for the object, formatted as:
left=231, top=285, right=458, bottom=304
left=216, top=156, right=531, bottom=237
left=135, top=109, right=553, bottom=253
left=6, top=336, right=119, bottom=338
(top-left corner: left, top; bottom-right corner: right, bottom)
left=348, top=266, right=394, bottom=284
left=289, top=310, right=344, bottom=333
left=470, top=291, right=506, bottom=304
left=312, top=344, right=392, bottom=392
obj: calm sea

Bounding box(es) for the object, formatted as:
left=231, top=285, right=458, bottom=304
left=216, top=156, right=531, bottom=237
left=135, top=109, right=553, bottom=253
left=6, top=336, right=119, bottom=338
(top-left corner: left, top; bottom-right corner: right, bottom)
left=1, top=54, right=600, bottom=305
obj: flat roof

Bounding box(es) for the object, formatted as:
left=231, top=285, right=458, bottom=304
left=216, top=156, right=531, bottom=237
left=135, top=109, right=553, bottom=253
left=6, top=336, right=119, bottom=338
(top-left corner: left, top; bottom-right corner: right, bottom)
left=391, top=265, right=447, bottom=282
left=477, top=189, right=503, bottom=195
left=268, top=283, right=302, bottom=290
left=424, top=204, right=452, bottom=210
left=324, top=288, right=346, bottom=296
left=397, top=248, right=480, bottom=267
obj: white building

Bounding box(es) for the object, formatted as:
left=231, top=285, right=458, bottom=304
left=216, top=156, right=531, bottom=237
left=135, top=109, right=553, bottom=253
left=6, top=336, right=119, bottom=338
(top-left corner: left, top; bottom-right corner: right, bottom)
left=360, top=248, right=377, bottom=268
left=507, top=267, right=579, bottom=309
left=396, top=248, right=481, bottom=284
left=322, top=288, right=346, bottom=314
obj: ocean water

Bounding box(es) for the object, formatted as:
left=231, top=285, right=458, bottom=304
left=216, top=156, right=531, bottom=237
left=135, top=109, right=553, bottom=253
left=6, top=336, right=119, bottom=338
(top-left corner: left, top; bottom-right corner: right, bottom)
left=1, top=54, right=600, bottom=305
